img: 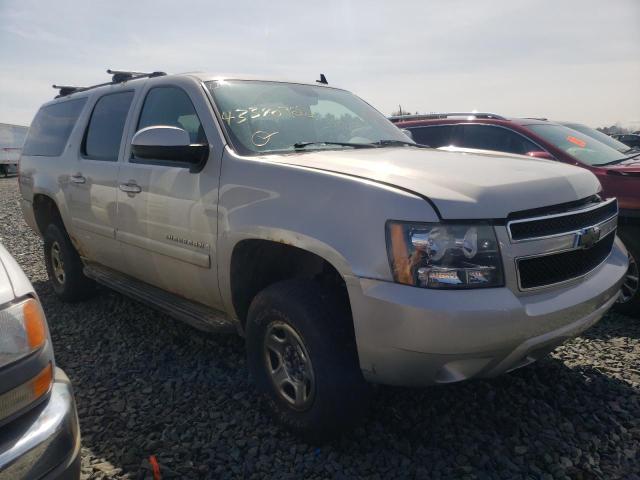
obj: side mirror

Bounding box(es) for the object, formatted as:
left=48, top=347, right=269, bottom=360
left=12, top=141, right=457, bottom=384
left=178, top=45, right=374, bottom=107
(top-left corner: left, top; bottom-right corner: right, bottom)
left=401, top=129, right=414, bottom=141
left=131, top=126, right=208, bottom=170
left=526, top=151, right=555, bottom=160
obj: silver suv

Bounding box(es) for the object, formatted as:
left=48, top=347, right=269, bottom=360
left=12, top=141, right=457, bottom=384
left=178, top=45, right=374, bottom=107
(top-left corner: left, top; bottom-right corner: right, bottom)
left=19, top=70, right=628, bottom=439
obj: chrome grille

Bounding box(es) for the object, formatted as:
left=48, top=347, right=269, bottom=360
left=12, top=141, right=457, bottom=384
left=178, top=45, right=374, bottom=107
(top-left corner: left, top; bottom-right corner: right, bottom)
left=510, top=198, right=618, bottom=290
left=517, top=232, right=616, bottom=289
left=508, top=198, right=618, bottom=242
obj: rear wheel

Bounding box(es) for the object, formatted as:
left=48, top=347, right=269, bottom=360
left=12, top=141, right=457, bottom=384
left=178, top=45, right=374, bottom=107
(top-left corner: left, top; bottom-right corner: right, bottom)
left=615, top=226, right=640, bottom=318
left=43, top=223, right=96, bottom=302
left=246, top=279, right=371, bottom=441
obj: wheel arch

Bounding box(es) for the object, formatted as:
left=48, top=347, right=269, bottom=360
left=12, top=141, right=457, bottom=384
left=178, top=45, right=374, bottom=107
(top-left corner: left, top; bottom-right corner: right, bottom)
left=226, top=234, right=356, bottom=329
left=32, top=193, right=65, bottom=236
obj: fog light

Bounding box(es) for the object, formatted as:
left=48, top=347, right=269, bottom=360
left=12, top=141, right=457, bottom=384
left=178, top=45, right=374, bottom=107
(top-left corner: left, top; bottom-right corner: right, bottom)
left=0, top=363, right=53, bottom=422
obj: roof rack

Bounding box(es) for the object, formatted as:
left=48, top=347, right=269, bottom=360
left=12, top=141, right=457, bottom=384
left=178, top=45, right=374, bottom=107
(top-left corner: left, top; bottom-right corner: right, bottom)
left=52, top=85, right=86, bottom=98
left=522, top=117, right=548, bottom=121
left=388, top=112, right=507, bottom=123
left=53, top=69, right=167, bottom=98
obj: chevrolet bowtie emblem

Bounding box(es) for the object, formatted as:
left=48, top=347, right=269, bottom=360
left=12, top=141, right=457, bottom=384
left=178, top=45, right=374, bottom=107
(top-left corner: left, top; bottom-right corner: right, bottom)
left=575, top=226, right=601, bottom=250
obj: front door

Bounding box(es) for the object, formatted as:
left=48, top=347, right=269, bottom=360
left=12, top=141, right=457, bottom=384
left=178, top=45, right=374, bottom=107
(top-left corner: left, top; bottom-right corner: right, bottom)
left=66, top=90, right=135, bottom=271
left=115, top=84, right=222, bottom=309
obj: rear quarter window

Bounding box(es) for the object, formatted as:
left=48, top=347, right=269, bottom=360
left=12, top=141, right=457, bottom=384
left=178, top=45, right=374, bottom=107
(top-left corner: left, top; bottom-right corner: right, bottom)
left=22, top=98, right=87, bottom=156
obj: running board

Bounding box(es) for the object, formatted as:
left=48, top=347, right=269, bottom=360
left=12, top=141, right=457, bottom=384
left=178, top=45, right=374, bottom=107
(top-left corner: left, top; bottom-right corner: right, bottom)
left=83, top=263, right=236, bottom=334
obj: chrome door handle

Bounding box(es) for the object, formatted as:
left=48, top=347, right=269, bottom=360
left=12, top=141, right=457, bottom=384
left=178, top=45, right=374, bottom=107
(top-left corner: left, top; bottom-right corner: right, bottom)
left=119, top=182, right=142, bottom=194
left=70, top=174, right=86, bottom=184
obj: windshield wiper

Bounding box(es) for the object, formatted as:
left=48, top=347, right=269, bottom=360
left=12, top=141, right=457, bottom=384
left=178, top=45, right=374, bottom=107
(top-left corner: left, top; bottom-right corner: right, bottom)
left=293, top=141, right=375, bottom=150
left=593, top=150, right=640, bottom=166
left=368, top=139, right=427, bottom=148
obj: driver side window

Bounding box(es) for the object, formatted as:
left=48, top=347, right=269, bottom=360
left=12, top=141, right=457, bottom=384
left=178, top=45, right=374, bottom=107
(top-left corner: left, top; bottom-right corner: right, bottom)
left=137, top=87, right=206, bottom=144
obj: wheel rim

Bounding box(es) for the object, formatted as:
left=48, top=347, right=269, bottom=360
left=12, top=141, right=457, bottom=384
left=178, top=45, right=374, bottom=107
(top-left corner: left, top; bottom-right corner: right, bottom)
left=619, top=251, right=639, bottom=304
left=263, top=321, right=315, bottom=411
left=51, top=241, right=65, bottom=284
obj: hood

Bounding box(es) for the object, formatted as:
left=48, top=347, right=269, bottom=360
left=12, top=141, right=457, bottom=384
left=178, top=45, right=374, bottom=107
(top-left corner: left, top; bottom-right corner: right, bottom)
left=0, top=243, right=34, bottom=304
left=0, top=247, right=15, bottom=305
left=268, top=147, right=601, bottom=219
left=602, top=158, right=640, bottom=176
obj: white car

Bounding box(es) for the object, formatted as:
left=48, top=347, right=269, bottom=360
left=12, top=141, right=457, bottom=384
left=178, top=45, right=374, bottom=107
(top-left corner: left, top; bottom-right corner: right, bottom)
left=0, top=243, right=80, bottom=479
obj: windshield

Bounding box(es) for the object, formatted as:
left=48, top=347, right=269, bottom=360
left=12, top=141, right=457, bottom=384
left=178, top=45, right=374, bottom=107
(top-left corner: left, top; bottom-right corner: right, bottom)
left=528, top=124, right=624, bottom=166
left=562, top=123, right=632, bottom=154
left=206, top=80, right=411, bottom=155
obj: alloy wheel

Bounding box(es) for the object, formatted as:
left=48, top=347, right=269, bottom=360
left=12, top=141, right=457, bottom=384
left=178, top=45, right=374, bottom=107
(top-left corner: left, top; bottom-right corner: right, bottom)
left=619, top=252, right=639, bottom=304
left=264, top=321, right=315, bottom=410
left=51, top=241, right=66, bottom=284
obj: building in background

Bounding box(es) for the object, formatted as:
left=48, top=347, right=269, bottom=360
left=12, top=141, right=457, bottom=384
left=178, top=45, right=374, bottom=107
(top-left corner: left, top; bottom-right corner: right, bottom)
left=0, top=123, right=28, bottom=176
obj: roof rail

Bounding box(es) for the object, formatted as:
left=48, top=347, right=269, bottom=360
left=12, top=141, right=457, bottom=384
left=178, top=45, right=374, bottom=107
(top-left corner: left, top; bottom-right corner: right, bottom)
left=388, top=112, right=507, bottom=123
left=53, top=69, right=167, bottom=98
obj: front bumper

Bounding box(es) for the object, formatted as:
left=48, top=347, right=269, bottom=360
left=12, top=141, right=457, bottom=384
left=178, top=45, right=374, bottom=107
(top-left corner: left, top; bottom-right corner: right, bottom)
left=348, top=237, right=628, bottom=387
left=0, top=368, right=81, bottom=480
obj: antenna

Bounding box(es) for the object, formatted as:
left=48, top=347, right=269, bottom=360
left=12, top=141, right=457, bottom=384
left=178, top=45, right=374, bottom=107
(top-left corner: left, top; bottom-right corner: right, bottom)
left=316, top=74, right=328, bottom=85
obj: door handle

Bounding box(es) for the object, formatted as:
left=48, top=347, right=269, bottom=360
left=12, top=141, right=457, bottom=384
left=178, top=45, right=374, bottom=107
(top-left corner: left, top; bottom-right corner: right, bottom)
left=119, top=182, right=142, bottom=194
left=70, top=174, right=86, bottom=184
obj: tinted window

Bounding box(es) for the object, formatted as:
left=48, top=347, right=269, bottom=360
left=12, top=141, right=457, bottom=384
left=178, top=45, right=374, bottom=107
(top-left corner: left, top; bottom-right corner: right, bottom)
left=137, top=87, right=206, bottom=143
left=22, top=98, right=87, bottom=156
left=83, top=92, right=134, bottom=161
left=461, top=125, right=539, bottom=155
left=408, top=125, right=454, bottom=147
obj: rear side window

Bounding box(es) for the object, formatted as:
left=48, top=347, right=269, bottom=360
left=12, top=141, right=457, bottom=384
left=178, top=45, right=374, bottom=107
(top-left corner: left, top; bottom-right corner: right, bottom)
left=408, top=125, right=454, bottom=147
left=461, top=125, right=538, bottom=155
left=22, top=98, right=87, bottom=156
left=83, top=91, right=135, bottom=161
left=137, top=87, right=206, bottom=143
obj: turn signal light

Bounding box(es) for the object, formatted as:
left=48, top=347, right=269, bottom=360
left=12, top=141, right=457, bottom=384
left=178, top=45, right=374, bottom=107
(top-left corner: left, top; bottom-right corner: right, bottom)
left=0, top=363, right=53, bottom=422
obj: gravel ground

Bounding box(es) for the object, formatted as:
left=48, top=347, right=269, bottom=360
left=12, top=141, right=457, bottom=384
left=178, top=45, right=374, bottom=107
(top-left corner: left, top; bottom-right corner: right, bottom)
left=1, top=176, right=639, bottom=479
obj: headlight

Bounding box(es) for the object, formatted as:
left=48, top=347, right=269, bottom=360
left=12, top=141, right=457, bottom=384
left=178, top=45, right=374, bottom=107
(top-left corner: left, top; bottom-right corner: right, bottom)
left=386, top=222, right=504, bottom=289
left=0, top=298, right=48, bottom=368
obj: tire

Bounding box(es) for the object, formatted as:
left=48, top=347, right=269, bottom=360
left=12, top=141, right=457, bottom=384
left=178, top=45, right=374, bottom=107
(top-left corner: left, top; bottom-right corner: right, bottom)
left=614, top=226, right=640, bottom=318
left=246, top=279, right=371, bottom=441
left=43, top=223, right=96, bottom=302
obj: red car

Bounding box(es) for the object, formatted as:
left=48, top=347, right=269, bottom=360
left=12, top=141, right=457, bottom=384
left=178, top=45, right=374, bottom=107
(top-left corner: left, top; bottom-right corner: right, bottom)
left=393, top=113, right=639, bottom=316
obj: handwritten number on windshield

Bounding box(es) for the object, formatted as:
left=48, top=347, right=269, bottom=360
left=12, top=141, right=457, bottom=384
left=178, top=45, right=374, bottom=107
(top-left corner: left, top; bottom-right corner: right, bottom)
left=222, top=106, right=314, bottom=125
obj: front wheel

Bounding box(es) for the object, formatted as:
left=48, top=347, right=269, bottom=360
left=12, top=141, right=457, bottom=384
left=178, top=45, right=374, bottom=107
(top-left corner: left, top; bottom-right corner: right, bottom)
left=615, top=227, right=640, bottom=318
left=246, top=279, right=371, bottom=441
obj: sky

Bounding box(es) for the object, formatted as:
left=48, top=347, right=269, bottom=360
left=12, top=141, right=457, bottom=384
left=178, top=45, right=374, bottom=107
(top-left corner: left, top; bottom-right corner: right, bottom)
left=1, top=0, right=639, bottom=129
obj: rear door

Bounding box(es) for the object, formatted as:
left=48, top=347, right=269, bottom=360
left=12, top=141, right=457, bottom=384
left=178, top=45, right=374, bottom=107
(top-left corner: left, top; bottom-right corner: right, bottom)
left=65, top=90, right=136, bottom=270
left=115, top=81, right=223, bottom=309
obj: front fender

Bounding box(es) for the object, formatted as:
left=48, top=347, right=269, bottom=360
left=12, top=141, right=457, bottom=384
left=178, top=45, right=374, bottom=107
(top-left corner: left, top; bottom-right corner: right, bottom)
left=217, top=149, right=437, bottom=317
